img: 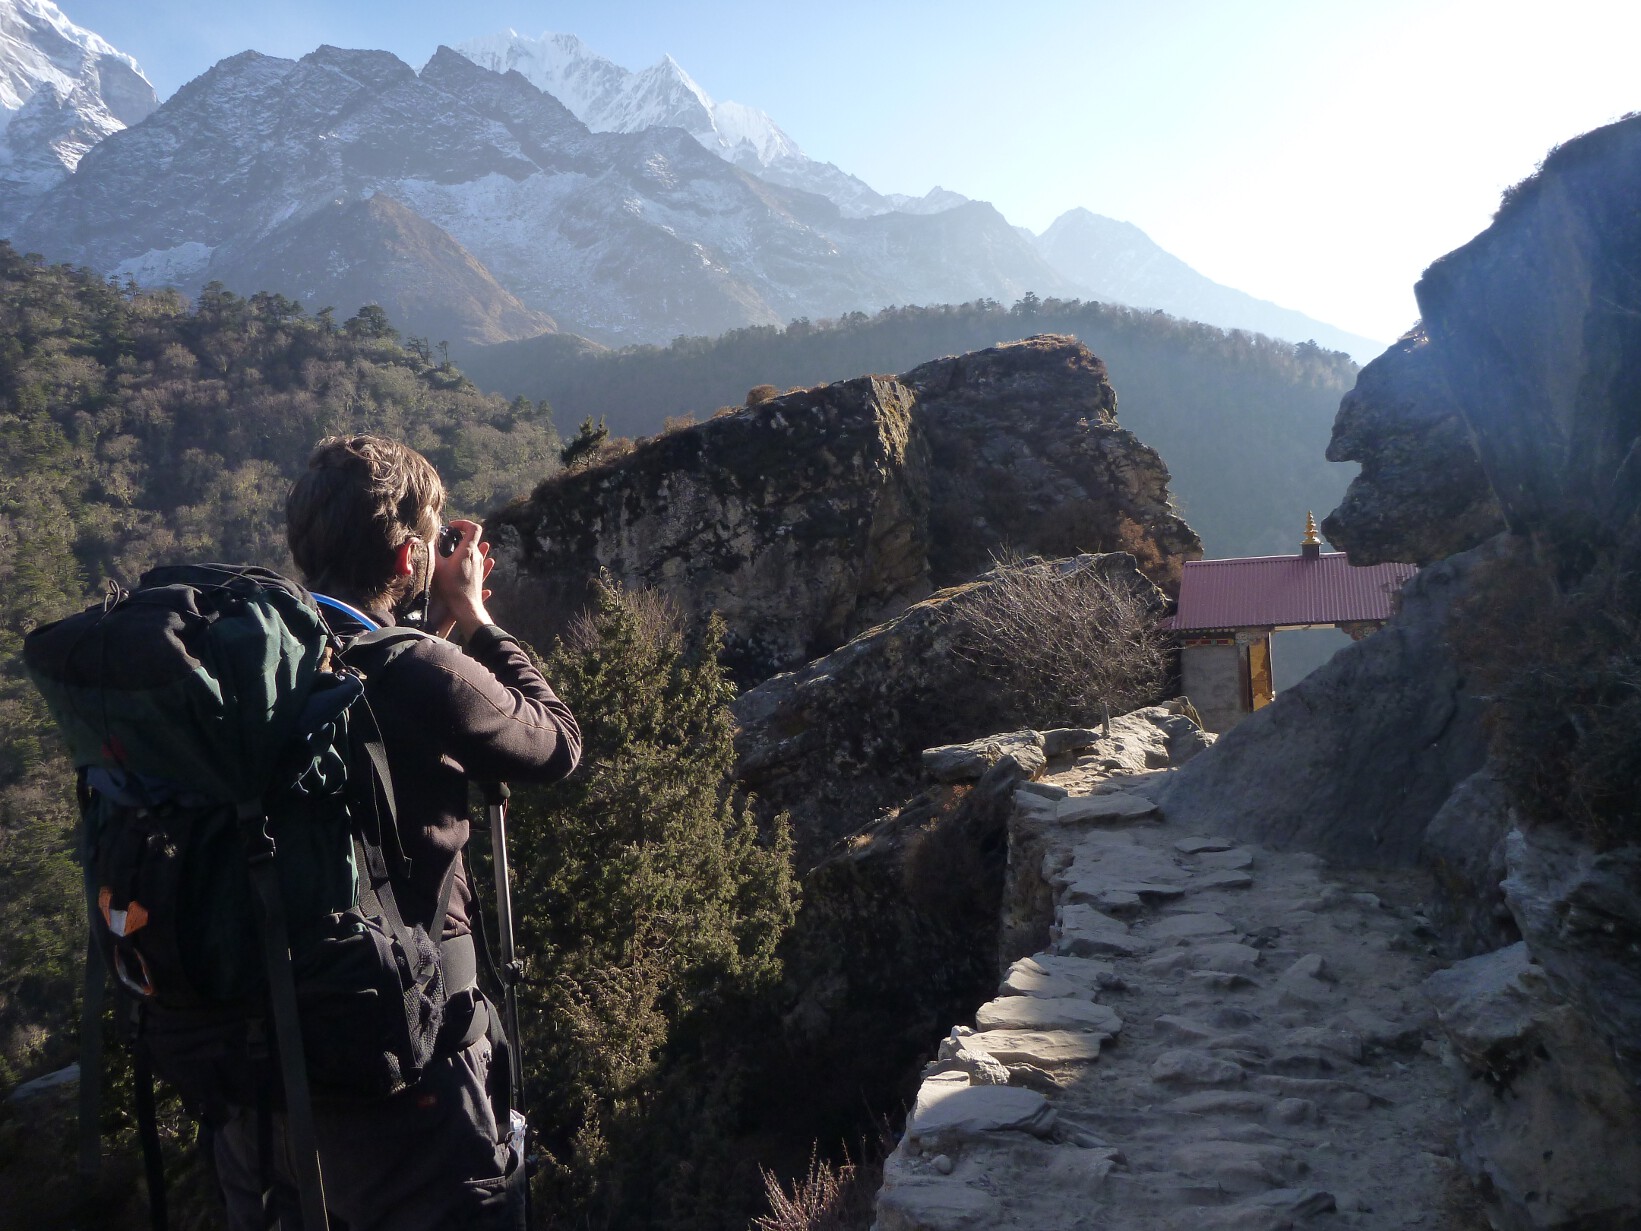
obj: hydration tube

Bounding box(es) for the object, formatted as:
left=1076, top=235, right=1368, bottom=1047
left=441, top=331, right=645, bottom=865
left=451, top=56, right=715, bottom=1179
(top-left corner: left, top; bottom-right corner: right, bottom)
left=313, top=593, right=380, bottom=632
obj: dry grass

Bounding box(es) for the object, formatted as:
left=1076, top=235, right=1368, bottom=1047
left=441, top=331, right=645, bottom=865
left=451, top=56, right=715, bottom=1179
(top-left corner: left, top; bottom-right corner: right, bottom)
left=752, top=1146, right=876, bottom=1231
left=940, top=552, right=1169, bottom=729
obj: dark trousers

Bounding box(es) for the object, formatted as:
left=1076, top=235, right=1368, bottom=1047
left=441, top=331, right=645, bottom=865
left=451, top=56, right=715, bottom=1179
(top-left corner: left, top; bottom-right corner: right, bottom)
left=213, top=1035, right=524, bottom=1231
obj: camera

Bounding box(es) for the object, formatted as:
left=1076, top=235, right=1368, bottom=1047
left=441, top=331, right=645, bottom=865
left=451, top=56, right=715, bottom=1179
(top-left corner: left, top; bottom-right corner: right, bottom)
left=437, top=525, right=462, bottom=558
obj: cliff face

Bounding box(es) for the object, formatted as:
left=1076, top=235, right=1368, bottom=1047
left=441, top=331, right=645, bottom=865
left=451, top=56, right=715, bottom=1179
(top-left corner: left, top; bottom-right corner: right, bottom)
left=1202, top=113, right=1641, bottom=1231
left=1326, top=115, right=1641, bottom=562
left=488, top=335, right=1198, bottom=683
left=1415, top=117, right=1641, bottom=547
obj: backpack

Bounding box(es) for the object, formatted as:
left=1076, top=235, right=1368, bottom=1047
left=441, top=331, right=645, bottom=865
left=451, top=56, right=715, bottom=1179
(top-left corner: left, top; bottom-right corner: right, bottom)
left=22, top=563, right=454, bottom=1231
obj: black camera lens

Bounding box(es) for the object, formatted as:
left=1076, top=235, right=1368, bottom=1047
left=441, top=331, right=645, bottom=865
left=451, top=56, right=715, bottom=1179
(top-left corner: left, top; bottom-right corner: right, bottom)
left=437, top=525, right=461, bottom=558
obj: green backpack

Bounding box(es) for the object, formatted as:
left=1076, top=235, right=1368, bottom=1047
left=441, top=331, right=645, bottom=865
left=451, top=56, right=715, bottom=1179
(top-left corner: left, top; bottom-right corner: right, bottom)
left=24, top=563, right=450, bottom=1231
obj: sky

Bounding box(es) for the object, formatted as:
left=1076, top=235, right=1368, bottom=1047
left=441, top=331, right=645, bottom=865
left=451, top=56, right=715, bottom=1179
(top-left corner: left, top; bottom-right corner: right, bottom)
left=63, top=0, right=1641, bottom=348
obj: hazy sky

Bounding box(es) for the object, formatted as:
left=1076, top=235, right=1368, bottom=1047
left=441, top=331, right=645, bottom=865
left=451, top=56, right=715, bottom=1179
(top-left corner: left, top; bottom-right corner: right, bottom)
left=65, top=0, right=1641, bottom=348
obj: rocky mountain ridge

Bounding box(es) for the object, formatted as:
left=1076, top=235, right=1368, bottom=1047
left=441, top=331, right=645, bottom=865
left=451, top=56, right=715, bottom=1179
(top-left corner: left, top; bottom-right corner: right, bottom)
left=453, top=29, right=888, bottom=219
left=1036, top=208, right=1381, bottom=362
left=0, top=9, right=1379, bottom=359
left=2, top=41, right=1070, bottom=349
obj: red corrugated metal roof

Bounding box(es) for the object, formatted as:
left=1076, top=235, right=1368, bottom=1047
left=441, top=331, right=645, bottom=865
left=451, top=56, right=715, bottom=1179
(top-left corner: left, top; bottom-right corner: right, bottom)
left=1170, top=552, right=1417, bottom=631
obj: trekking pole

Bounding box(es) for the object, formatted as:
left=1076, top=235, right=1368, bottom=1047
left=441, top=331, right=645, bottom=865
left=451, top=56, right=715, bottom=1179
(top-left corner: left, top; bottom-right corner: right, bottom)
left=482, top=782, right=525, bottom=1114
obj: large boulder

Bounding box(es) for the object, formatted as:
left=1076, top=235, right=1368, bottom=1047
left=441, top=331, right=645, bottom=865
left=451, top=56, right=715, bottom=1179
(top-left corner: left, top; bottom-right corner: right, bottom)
left=1153, top=542, right=1492, bottom=867
left=487, top=336, right=1198, bottom=684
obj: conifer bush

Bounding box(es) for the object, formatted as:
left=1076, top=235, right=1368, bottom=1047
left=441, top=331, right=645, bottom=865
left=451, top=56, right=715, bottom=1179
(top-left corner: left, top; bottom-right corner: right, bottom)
left=502, top=579, right=797, bottom=1227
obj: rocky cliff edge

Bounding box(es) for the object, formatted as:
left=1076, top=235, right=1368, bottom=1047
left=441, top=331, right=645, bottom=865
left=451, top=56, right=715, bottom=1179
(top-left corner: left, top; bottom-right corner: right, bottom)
left=487, top=335, right=1199, bottom=684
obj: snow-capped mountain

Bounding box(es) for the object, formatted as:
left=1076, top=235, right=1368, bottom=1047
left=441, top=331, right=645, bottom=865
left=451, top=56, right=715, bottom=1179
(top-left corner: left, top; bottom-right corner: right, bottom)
left=7, top=45, right=1067, bottom=346
left=0, top=0, right=154, bottom=210
left=0, top=12, right=1375, bottom=359
left=455, top=30, right=889, bottom=218
left=1035, top=208, right=1379, bottom=361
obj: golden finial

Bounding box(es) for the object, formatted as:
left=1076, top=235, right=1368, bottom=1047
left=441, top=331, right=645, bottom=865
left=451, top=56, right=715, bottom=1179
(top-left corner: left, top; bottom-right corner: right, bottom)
left=1302, top=512, right=1321, bottom=546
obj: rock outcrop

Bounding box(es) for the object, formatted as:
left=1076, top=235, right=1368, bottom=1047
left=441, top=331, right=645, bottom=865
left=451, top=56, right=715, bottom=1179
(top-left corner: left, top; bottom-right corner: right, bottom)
left=490, top=336, right=1197, bottom=684
left=900, top=338, right=1199, bottom=591
left=1415, top=117, right=1641, bottom=545
left=733, top=552, right=1167, bottom=858
left=491, top=372, right=931, bottom=684
left=1321, top=330, right=1503, bottom=564
left=1257, top=112, right=1641, bottom=1231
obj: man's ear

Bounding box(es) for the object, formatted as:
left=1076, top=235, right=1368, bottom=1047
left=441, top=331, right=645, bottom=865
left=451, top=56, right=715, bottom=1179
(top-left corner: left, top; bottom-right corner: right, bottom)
left=393, top=538, right=417, bottom=577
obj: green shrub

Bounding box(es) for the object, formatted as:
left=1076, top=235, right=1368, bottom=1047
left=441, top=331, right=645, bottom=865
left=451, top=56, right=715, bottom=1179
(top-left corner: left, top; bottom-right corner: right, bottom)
left=503, top=579, right=797, bottom=1226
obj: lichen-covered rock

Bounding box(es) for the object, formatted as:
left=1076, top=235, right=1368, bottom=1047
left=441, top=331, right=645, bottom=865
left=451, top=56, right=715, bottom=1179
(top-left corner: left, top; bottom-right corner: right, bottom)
left=1423, top=943, right=1641, bottom=1230
left=1321, top=329, right=1503, bottom=564
left=1422, top=767, right=1520, bottom=958
left=488, top=336, right=1198, bottom=684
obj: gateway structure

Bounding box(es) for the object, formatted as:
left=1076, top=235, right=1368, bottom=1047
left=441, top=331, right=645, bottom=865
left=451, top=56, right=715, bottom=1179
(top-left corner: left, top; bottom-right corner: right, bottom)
left=1171, top=516, right=1416, bottom=732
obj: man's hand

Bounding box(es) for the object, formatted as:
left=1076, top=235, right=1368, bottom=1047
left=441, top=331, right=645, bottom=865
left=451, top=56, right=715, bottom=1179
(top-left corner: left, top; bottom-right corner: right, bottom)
left=426, top=518, right=497, bottom=639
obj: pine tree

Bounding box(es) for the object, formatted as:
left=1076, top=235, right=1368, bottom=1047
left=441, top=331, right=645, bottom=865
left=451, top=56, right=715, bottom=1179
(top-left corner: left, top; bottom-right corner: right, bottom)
left=503, top=579, right=797, bottom=1224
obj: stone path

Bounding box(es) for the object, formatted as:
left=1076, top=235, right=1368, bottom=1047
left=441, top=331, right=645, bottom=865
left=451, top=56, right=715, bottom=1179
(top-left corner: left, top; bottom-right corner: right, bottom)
left=875, top=711, right=1464, bottom=1231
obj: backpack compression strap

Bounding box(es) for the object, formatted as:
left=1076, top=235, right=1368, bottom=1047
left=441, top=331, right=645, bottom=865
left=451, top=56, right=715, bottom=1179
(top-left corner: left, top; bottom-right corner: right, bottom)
left=238, top=797, right=331, bottom=1231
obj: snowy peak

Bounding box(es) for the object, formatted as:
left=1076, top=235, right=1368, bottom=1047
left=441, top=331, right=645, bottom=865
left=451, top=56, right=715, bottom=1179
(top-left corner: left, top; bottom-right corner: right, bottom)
left=0, top=0, right=156, bottom=205
left=0, top=0, right=148, bottom=116
left=455, top=29, right=627, bottom=124
left=452, top=29, right=800, bottom=167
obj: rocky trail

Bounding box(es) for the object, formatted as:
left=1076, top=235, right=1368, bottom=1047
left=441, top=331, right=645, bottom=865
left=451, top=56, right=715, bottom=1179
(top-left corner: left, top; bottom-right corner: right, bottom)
left=875, top=711, right=1471, bottom=1231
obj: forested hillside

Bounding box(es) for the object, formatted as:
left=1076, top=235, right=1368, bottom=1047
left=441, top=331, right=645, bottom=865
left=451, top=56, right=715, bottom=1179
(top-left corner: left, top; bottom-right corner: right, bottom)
left=0, top=243, right=561, bottom=1093
left=464, top=297, right=1365, bottom=556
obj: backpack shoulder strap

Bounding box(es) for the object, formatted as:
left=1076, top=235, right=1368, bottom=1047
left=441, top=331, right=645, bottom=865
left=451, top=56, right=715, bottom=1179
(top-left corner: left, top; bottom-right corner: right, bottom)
left=342, top=625, right=434, bottom=673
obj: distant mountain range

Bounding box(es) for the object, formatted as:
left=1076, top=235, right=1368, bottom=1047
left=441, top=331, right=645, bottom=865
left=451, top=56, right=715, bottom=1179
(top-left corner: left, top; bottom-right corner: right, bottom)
left=0, top=4, right=1383, bottom=360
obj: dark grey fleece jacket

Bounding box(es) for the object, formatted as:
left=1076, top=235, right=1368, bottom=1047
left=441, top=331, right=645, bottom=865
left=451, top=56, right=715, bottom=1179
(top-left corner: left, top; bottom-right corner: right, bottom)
left=345, top=618, right=581, bottom=939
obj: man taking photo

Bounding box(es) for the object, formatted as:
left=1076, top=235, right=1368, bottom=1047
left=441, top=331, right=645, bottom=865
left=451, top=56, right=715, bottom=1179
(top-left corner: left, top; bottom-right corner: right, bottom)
left=212, top=433, right=581, bottom=1230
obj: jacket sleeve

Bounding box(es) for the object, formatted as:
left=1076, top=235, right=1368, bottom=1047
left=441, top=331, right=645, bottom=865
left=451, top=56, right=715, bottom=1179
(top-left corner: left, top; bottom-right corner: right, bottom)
left=382, top=625, right=582, bottom=786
